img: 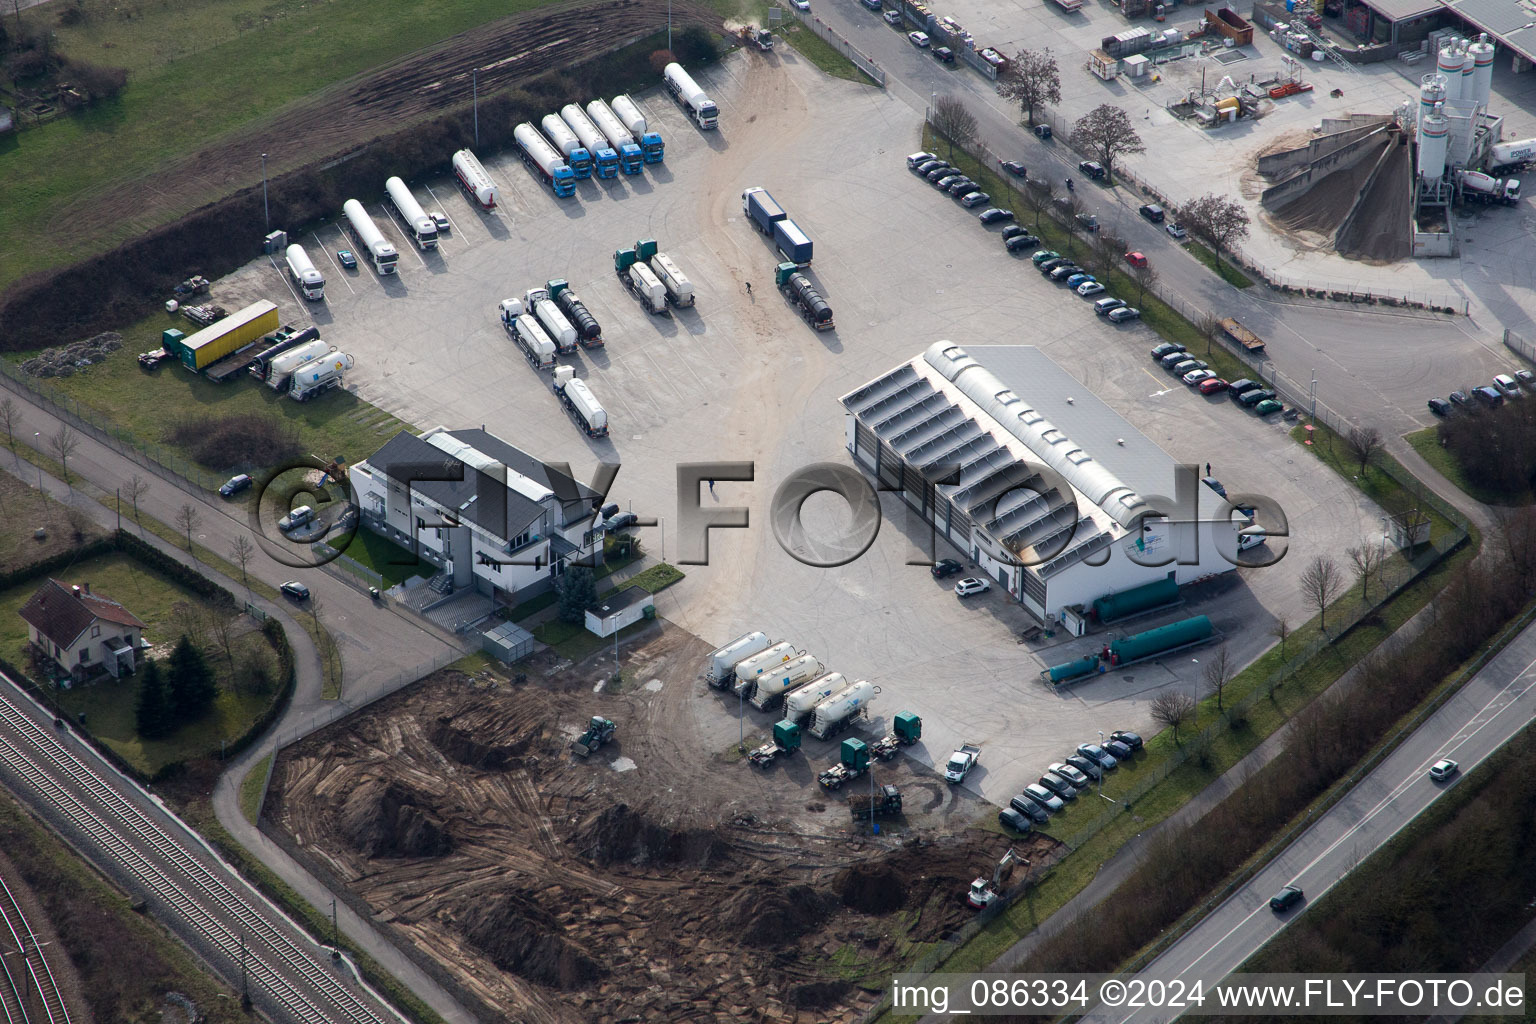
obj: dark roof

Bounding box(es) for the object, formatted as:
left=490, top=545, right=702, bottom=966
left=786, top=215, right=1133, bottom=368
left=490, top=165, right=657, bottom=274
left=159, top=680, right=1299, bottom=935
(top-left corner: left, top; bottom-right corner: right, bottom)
left=590, top=586, right=651, bottom=617
left=19, top=580, right=146, bottom=650
left=365, top=431, right=543, bottom=542
left=448, top=428, right=602, bottom=523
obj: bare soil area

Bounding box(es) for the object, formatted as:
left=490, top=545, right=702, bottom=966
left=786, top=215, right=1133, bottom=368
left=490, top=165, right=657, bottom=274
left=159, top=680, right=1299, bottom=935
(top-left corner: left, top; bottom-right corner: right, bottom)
left=265, top=623, right=1061, bottom=1023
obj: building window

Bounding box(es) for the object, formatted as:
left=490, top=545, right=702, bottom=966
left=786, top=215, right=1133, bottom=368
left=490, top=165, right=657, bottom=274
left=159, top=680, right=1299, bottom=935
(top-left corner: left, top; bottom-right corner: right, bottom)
left=92, top=624, right=101, bottom=638
left=79, top=648, right=89, bottom=664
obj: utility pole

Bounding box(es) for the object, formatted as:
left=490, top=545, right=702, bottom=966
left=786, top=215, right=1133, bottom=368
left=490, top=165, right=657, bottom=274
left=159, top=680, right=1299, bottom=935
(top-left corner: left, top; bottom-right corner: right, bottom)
left=667, top=0, right=672, bottom=52
left=115, top=487, right=120, bottom=530
left=473, top=70, right=479, bottom=146
left=261, top=153, right=270, bottom=233
left=331, top=897, right=340, bottom=960
left=240, top=933, right=252, bottom=1010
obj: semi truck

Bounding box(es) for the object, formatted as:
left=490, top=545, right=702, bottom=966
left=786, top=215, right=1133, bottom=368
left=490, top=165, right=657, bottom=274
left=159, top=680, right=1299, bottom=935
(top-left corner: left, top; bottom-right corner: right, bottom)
left=742, top=187, right=787, bottom=234
left=342, top=199, right=400, bottom=275
left=784, top=673, right=848, bottom=724
left=540, top=114, right=593, bottom=179
left=1218, top=317, right=1267, bottom=353
left=1489, top=136, right=1536, bottom=171
left=809, top=680, right=875, bottom=740
left=611, top=94, right=665, bottom=163
left=650, top=252, right=695, bottom=307
left=525, top=287, right=579, bottom=353
left=547, top=280, right=604, bottom=347
left=614, top=248, right=669, bottom=314
left=706, top=631, right=772, bottom=686
left=1458, top=169, right=1522, bottom=205
left=284, top=244, right=326, bottom=300
left=747, top=654, right=825, bottom=709
left=552, top=368, right=609, bottom=437
left=586, top=99, right=645, bottom=174
left=168, top=300, right=280, bottom=372
left=731, top=642, right=799, bottom=695
left=663, top=62, right=718, bottom=129
left=773, top=218, right=814, bottom=266
left=747, top=720, right=802, bottom=768
left=288, top=350, right=354, bottom=402
left=513, top=122, right=577, bottom=198
left=561, top=104, right=619, bottom=179
left=776, top=263, right=833, bottom=330
left=817, top=738, right=870, bottom=789
left=452, top=149, right=500, bottom=210
left=499, top=299, right=558, bottom=370
left=263, top=339, right=332, bottom=390
left=384, top=176, right=439, bottom=250
left=247, top=326, right=321, bottom=382
left=871, top=712, right=923, bottom=760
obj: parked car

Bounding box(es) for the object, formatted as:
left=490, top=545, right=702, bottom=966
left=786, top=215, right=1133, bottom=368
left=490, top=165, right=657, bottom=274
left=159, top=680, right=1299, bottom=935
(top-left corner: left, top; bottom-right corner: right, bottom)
left=1169, top=359, right=1209, bottom=375
left=1162, top=351, right=1195, bottom=369
left=1006, top=235, right=1039, bottom=252
left=1518, top=369, right=1536, bottom=388
left=278, top=505, right=314, bottom=533
left=1166, top=222, right=1188, bottom=239
left=219, top=474, right=253, bottom=498
left=1428, top=758, right=1459, bottom=781
left=1039, top=772, right=1079, bottom=799
left=1254, top=399, right=1284, bottom=416
left=1078, top=160, right=1106, bottom=180
left=931, top=558, right=964, bottom=578
left=1065, top=755, right=1102, bottom=781
left=1184, top=368, right=1217, bottom=386
left=279, top=580, right=311, bottom=601
left=1039, top=257, right=1072, bottom=273
left=884, top=8, right=902, bottom=23
left=999, top=807, right=1034, bottom=833
left=604, top=511, right=639, bottom=532
left=936, top=173, right=964, bottom=190
left=1048, top=762, right=1091, bottom=788
left=907, top=151, right=937, bottom=169
left=1106, top=306, right=1140, bottom=323
left=1151, top=342, right=1186, bottom=359
left=1427, top=397, right=1452, bottom=416
left=862, top=0, right=882, bottom=9
left=336, top=249, right=358, bottom=269
left=1094, top=297, right=1126, bottom=316
left=1473, top=385, right=1503, bottom=407
left=960, top=191, right=991, bottom=208
left=1050, top=264, right=1082, bottom=281
left=915, top=159, right=947, bottom=176
left=926, top=167, right=952, bottom=183
left=1139, top=203, right=1166, bottom=223
left=1076, top=743, right=1118, bottom=769
left=908, top=29, right=930, bottom=46
left=945, top=177, right=977, bottom=195
left=1077, top=281, right=1106, bottom=297
left=1124, top=251, right=1148, bottom=268
left=1009, top=794, right=1051, bottom=822
left=1198, top=377, right=1229, bottom=395
left=1021, top=784, right=1065, bottom=813
left=1066, top=272, right=1095, bottom=288
left=1001, top=224, right=1029, bottom=241
left=1104, top=738, right=1134, bottom=760
left=1493, top=373, right=1523, bottom=397
left=790, top=0, right=809, bottom=9
left=955, top=577, right=991, bottom=597
left=1238, top=388, right=1277, bottom=407
left=1228, top=378, right=1261, bottom=396
left=1001, top=160, right=1027, bottom=177
left=1031, top=249, right=1062, bottom=265
left=933, top=45, right=955, bottom=62
left=430, top=212, right=451, bottom=233
left=1110, top=730, right=1143, bottom=751
left=1269, top=885, right=1304, bottom=912
left=978, top=208, right=1015, bottom=224
left=1448, top=389, right=1472, bottom=409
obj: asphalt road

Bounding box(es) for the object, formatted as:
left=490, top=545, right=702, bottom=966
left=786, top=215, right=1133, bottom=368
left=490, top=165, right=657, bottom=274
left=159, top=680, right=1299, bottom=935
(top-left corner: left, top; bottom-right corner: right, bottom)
left=1083, top=613, right=1536, bottom=1023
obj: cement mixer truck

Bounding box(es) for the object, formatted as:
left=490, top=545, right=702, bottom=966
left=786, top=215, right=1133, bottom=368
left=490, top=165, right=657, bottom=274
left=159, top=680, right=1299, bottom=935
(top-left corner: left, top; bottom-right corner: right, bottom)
left=809, top=680, right=876, bottom=740
left=705, top=631, right=772, bottom=687
left=1457, top=169, right=1521, bottom=205
left=514, top=122, right=576, bottom=198
left=586, top=99, right=644, bottom=174
left=525, top=287, right=579, bottom=353
left=561, top=103, right=619, bottom=179
left=288, top=351, right=354, bottom=402
left=452, top=149, right=500, bottom=210
left=539, top=114, right=593, bottom=179
left=748, top=654, right=825, bottom=709
left=663, top=62, right=718, bottom=129
left=611, top=94, right=665, bottom=163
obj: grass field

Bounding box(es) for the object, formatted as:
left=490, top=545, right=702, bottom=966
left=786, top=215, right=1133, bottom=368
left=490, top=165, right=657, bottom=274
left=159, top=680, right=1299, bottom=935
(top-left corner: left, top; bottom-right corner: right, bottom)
left=239, top=751, right=273, bottom=825
left=331, top=529, right=428, bottom=587
left=1186, top=240, right=1255, bottom=288
left=774, top=22, right=868, bottom=83
left=0, top=550, right=283, bottom=774
left=0, top=461, right=107, bottom=571
left=1404, top=425, right=1532, bottom=506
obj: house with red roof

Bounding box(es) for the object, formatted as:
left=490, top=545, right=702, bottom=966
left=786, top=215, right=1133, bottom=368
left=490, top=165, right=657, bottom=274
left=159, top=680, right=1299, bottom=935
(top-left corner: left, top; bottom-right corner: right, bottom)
left=18, top=579, right=147, bottom=682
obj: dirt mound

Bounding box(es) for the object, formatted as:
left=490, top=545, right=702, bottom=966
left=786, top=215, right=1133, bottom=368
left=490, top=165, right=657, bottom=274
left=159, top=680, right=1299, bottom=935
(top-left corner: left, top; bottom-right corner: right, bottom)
left=456, top=892, right=603, bottom=990
left=719, top=881, right=836, bottom=947
left=571, top=803, right=731, bottom=868
left=788, top=979, right=853, bottom=1008
left=337, top=780, right=453, bottom=859
left=835, top=863, right=907, bottom=914
left=429, top=714, right=541, bottom=770
left=1273, top=138, right=1389, bottom=237
left=1336, top=139, right=1412, bottom=261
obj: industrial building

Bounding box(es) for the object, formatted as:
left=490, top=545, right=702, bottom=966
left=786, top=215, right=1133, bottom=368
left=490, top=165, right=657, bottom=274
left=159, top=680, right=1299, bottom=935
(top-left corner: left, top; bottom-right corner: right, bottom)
left=840, top=344, right=1240, bottom=634
left=349, top=426, right=605, bottom=605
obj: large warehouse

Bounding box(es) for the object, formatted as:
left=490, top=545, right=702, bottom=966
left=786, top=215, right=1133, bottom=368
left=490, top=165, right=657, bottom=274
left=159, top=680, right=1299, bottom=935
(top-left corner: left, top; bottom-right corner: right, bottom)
left=840, top=343, right=1241, bottom=633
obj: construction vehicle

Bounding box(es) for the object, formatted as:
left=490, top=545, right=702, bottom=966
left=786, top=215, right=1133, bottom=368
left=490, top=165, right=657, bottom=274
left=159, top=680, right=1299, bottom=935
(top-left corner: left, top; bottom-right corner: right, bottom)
left=1457, top=169, right=1522, bottom=205
left=748, top=719, right=802, bottom=767
left=871, top=712, right=922, bottom=760
left=706, top=631, right=772, bottom=688
left=849, top=784, right=903, bottom=820
left=737, top=24, right=774, bottom=50
left=663, top=61, right=718, bottom=129
left=181, top=303, right=228, bottom=327
left=945, top=742, right=981, bottom=783
left=547, top=280, right=604, bottom=347
left=614, top=247, right=669, bottom=315
left=817, top=738, right=870, bottom=790
left=173, top=275, right=211, bottom=298
left=571, top=715, right=616, bottom=757
left=967, top=848, right=1019, bottom=909
left=776, top=263, right=833, bottom=330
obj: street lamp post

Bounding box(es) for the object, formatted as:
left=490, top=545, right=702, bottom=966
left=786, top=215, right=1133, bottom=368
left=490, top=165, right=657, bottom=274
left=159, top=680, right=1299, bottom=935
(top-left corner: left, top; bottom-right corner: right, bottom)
left=472, top=69, right=479, bottom=146
left=261, top=153, right=270, bottom=233
left=32, top=432, right=41, bottom=490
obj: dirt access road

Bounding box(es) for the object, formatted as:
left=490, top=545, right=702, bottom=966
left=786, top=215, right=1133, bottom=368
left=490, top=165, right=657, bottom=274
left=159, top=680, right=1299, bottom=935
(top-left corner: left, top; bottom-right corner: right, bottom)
left=265, top=623, right=1061, bottom=1023
left=45, top=0, right=715, bottom=253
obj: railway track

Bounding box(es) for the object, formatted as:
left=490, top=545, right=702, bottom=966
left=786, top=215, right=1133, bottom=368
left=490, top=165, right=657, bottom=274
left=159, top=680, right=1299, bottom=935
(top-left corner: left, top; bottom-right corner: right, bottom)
left=0, top=870, right=69, bottom=1024
left=0, top=685, right=403, bottom=1024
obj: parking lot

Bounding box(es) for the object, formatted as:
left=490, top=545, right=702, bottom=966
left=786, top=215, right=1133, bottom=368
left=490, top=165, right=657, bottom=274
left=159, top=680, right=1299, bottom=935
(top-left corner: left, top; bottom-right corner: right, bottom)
left=220, top=50, right=1395, bottom=806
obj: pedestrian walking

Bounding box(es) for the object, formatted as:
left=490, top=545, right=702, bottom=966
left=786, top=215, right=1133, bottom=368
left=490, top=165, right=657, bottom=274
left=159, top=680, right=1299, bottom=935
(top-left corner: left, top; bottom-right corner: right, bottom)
left=745, top=281, right=752, bottom=295
left=708, top=479, right=716, bottom=495
left=1205, top=462, right=1212, bottom=477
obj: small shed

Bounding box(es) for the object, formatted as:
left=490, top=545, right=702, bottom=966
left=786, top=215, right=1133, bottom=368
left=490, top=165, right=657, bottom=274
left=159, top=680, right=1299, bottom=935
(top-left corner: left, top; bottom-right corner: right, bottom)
left=584, top=586, right=654, bottom=638
left=482, top=620, right=536, bottom=663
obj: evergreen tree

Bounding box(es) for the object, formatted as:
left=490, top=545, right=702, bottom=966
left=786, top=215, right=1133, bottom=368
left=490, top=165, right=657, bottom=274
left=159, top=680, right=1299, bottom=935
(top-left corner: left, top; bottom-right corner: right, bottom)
left=167, top=635, right=218, bottom=722
left=556, top=567, right=597, bottom=625
left=135, top=660, right=173, bottom=739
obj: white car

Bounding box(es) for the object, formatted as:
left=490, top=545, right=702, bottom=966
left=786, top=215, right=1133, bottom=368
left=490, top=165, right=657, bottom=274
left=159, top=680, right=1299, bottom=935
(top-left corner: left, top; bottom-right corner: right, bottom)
left=278, top=505, right=314, bottom=533
left=909, top=30, right=930, bottom=46
left=1048, top=762, right=1091, bottom=788
left=1428, top=758, right=1459, bottom=781
left=1166, top=222, right=1188, bottom=239
left=1493, top=373, right=1523, bottom=397
left=1076, top=281, right=1106, bottom=297
left=954, top=577, right=991, bottom=597
left=1184, top=368, right=1217, bottom=385
left=884, top=9, right=902, bottom=24
left=791, top=0, right=810, bottom=9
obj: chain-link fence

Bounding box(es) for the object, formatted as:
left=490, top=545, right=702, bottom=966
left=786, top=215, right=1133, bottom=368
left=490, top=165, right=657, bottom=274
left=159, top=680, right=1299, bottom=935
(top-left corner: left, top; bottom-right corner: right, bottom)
left=781, top=6, right=886, bottom=85
left=1504, top=328, right=1536, bottom=365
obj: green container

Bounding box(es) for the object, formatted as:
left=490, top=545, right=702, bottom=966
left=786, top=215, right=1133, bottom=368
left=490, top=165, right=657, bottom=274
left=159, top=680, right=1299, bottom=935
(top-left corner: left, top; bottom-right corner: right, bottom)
left=1092, top=577, right=1179, bottom=623
left=546, top=278, right=569, bottom=299
left=642, top=605, right=656, bottom=620
left=893, top=711, right=922, bottom=743
left=1111, top=615, right=1213, bottom=663
left=1047, top=656, right=1100, bottom=683
left=773, top=720, right=801, bottom=751
left=635, top=238, right=658, bottom=261
left=841, top=737, right=869, bottom=771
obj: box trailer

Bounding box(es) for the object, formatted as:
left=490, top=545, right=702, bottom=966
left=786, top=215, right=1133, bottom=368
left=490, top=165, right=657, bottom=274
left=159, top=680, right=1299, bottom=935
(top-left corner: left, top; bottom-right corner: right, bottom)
left=169, top=300, right=280, bottom=372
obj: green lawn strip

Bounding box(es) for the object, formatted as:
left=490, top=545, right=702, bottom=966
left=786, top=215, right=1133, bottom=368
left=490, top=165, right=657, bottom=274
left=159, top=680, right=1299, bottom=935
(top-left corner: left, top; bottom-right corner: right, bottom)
left=239, top=752, right=274, bottom=826
left=1294, top=421, right=1461, bottom=543
left=532, top=617, right=652, bottom=663
left=774, top=22, right=870, bottom=84
left=618, top=562, right=684, bottom=593
left=329, top=529, right=427, bottom=588
left=182, top=800, right=447, bottom=1024
left=1404, top=425, right=1531, bottom=507
left=1186, top=240, right=1255, bottom=288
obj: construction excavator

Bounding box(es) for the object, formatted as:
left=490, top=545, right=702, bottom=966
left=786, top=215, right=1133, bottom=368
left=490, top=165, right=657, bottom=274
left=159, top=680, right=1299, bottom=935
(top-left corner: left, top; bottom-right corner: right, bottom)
left=967, top=848, right=1020, bottom=909
left=571, top=716, right=617, bottom=757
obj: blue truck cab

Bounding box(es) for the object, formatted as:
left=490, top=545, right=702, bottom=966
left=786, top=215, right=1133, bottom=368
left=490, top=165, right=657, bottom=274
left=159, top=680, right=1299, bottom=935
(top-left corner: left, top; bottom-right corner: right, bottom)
left=592, top=147, right=619, bottom=179
left=552, top=165, right=576, bottom=197
left=618, top=142, right=645, bottom=175
left=566, top=147, right=593, bottom=179
left=639, top=131, right=665, bottom=164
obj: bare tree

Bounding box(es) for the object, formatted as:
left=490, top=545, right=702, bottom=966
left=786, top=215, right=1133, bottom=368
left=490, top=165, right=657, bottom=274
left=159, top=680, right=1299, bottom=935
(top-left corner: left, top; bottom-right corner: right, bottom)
left=1023, top=179, right=1055, bottom=230
left=1093, top=232, right=1127, bottom=273
left=1058, top=192, right=1082, bottom=254
left=1269, top=615, right=1291, bottom=660
left=205, top=604, right=236, bottom=668
left=931, top=96, right=978, bottom=159
left=0, top=398, right=16, bottom=453
left=48, top=424, right=80, bottom=485
left=1131, top=260, right=1160, bottom=306
left=1495, top=507, right=1536, bottom=593
left=1151, top=691, right=1197, bottom=743
left=231, top=535, right=256, bottom=591
left=123, top=474, right=148, bottom=534
left=1202, top=645, right=1234, bottom=711
left=175, top=503, right=200, bottom=553
left=1344, top=426, right=1384, bottom=477
left=1070, top=104, right=1144, bottom=183
left=1347, top=542, right=1386, bottom=602
left=997, top=48, right=1061, bottom=129
left=1299, top=554, right=1344, bottom=632
left=1179, top=193, right=1250, bottom=260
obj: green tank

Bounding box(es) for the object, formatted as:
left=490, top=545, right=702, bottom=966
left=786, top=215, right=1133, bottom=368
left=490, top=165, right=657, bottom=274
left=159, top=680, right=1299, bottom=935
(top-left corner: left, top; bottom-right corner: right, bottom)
left=1092, top=578, right=1179, bottom=623
left=1111, top=615, right=1213, bottom=663
left=1046, top=656, right=1100, bottom=683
